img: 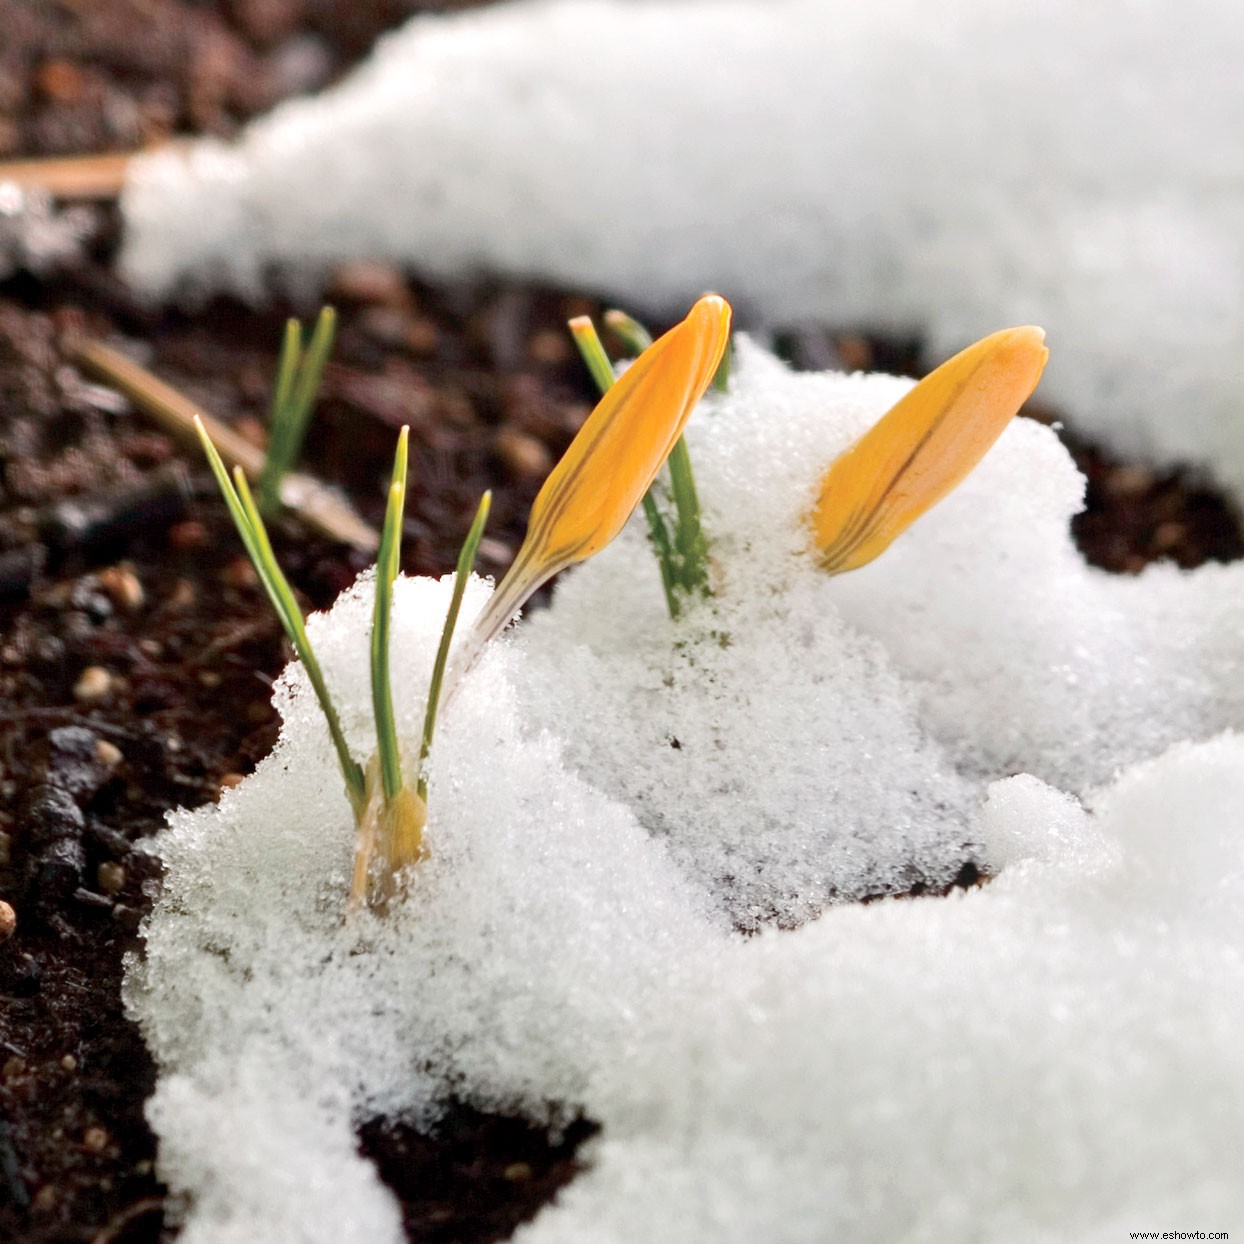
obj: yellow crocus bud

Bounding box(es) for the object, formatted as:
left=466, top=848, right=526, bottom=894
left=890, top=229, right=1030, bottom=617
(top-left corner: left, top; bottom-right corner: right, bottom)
left=812, top=326, right=1048, bottom=574
left=349, top=757, right=428, bottom=912
left=466, top=293, right=732, bottom=653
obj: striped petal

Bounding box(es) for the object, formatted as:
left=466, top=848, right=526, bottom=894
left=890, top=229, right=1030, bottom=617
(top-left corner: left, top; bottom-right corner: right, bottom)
left=812, top=326, right=1048, bottom=574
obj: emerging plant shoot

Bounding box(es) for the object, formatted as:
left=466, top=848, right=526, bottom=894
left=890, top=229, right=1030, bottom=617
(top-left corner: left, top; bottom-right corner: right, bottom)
left=257, top=305, right=337, bottom=516
left=587, top=308, right=713, bottom=615
left=458, top=292, right=731, bottom=672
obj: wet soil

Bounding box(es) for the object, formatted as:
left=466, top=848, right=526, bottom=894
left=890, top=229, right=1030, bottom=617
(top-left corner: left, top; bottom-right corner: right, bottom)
left=1, top=4, right=1243, bottom=1244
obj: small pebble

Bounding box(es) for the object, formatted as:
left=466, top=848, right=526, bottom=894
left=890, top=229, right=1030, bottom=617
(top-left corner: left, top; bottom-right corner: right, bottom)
left=405, top=318, right=439, bottom=355
left=98, top=564, right=144, bottom=611
left=168, top=520, right=208, bottom=551
left=437, top=390, right=476, bottom=428
left=527, top=328, right=573, bottom=367
left=60, top=1054, right=76, bottom=1072
left=557, top=402, right=591, bottom=435
left=835, top=333, right=874, bottom=372
left=32, top=1183, right=57, bottom=1211
left=82, top=1127, right=109, bottom=1153
left=198, top=670, right=223, bottom=688
left=96, top=862, right=126, bottom=896
left=233, top=0, right=302, bottom=46
left=1152, top=520, right=1186, bottom=552
left=264, top=33, right=333, bottom=97
left=2, top=1056, right=26, bottom=1079
left=73, top=666, right=112, bottom=703
left=359, top=306, right=410, bottom=348
left=1103, top=464, right=1156, bottom=499
left=330, top=260, right=410, bottom=309
left=168, top=578, right=197, bottom=609
left=503, top=1162, right=533, bottom=1183
left=477, top=537, right=514, bottom=567
left=0, top=900, right=16, bottom=941
left=495, top=428, right=552, bottom=479
left=222, top=557, right=259, bottom=589
left=219, top=772, right=247, bottom=791
left=94, top=739, right=123, bottom=768
left=112, top=904, right=142, bottom=932
left=233, top=416, right=268, bottom=451
left=36, top=59, right=84, bottom=105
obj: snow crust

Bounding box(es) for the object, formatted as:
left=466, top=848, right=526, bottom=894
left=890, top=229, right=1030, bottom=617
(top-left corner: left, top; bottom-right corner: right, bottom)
left=129, top=344, right=1244, bottom=1241
left=118, top=0, right=1244, bottom=494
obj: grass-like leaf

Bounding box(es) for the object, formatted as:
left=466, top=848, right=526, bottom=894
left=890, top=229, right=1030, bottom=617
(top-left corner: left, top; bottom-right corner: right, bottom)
left=666, top=437, right=710, bottom=599
left=371, top=427, right=409, bottom=803
left=418, top=491, right=491, bottom=801
left=712, top=336, right=731, bottom=393
left=257, top=306, right=337, bottom=516
left=194, top=416, right=366, bottom=811
left=602, top=308, right=653, bottom=353
left=569, top=316, right=618, bottom=393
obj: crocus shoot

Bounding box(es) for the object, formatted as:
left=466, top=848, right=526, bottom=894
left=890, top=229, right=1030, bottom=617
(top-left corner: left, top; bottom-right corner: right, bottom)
left=453, top=293, right=730, bottom=682
left=502, top=292, right=725, bottom=610
left=812, top=326, right=1049, bottom=573
left=194, top=417, right=366, bottom=817
left=351, top=427, right=424, bottom=910
left=198, top=402, right=491, bottom=912
left=256, top=305, right=337, bottom=517
left=582, top=308, right=714, bottom=615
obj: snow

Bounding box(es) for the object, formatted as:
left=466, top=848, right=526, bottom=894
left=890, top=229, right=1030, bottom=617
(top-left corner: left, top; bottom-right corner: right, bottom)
left=117, top=0, right=1244, bottom=496
left=518, top=746, right=1244, bottom=1244
left=129, top=341, right=1244, bottom=1241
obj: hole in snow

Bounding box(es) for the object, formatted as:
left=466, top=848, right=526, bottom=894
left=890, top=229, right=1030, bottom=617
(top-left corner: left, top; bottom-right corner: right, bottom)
left=357, top=1104, right=599, bottom=1244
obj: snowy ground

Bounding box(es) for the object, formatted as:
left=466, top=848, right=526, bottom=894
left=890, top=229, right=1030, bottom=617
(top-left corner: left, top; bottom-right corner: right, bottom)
left=127, top=343, right=1244, bottom=1243
left=118, top=0, right=1244, bottom=497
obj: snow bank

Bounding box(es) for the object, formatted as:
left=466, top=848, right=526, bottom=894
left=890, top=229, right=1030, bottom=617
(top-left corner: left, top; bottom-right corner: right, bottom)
left=519, top=745, right=1244, bottom=1244
left=129, top=343, right=1244, bottom=1241
left=128, top=575, right=726, bottom=1244
left=118, top=0, right=1244, bottom=494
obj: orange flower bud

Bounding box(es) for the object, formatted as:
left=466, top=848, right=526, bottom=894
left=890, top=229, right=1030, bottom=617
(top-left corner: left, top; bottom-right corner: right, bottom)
left=812, top=326, right=1048, bottom=573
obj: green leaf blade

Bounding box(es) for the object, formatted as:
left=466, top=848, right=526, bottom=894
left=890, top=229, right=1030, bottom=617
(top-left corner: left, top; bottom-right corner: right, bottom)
left=371, top=427, right=409, bottom=803
left=418, top=491, right=491, bottom=801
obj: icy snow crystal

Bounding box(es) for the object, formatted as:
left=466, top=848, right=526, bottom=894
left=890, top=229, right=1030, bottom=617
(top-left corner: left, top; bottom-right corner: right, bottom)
left=118, top=0, right=1244, bottom=493
left=130, top=342, right=1244, bottom=1241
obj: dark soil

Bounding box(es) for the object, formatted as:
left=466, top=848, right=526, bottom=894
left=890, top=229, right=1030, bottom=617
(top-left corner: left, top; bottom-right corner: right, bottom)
left=1, top=5, right=1242, bottom=1244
